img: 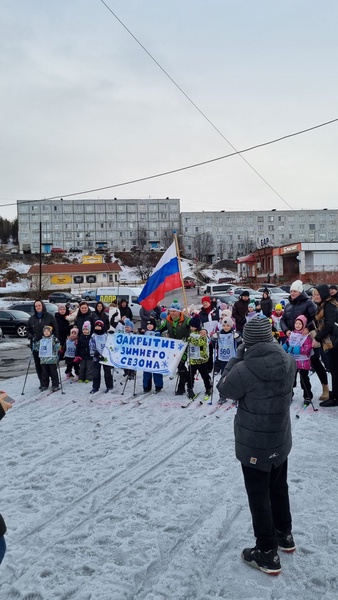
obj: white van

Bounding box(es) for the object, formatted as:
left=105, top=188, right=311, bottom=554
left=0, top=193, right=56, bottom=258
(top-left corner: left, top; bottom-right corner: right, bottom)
left=96, top=286, right=143, bottom=319
left=201, top=283, right=235, bottom=295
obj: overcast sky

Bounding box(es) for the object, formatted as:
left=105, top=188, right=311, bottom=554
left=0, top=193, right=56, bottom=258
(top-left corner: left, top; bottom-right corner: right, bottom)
left=1, top=0, right=338, bottom=221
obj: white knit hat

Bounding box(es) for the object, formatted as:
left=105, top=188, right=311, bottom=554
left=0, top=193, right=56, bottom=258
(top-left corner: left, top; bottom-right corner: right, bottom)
left=290, top=279, right=303, bottom=293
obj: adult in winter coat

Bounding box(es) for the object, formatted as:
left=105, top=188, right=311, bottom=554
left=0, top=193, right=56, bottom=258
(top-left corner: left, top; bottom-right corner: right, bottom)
left=139, top=306, right=153, bottom=332
left=118, top=299, right=133, bottom=321
left=0, top=391, right=13, bottom=565
left=280, top=279, right=328, bottom=401
left=260, top=289, right=273, bottom=318
left=159, top=301, right=191, bottom=395
left=27, top=300, right=59, bottom=387
left=75, top=301, right=96, bottom=332
left=232, top=291, right=250, bottom=335
left=312, top=284, right=338, bottom=407
left=217, top=316, right=296, bottom=575
left=93, top=301, right=110, bottom=331
left=54, top=304, right=71, bottom=355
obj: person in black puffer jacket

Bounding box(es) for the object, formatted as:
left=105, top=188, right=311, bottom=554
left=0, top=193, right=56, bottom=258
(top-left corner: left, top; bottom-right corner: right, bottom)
left=27, top=300, right=59, bottom=388
left=232, top=291, right=250, bottom=335
left=260, top=289, right=273, bottom=318
left=54, top=304, right=71, bottom=357
left=312, top=284, right=338, bottom=407
left=218, top=316, right=296, bottom=574
left=118, top=299, right=133, bottom=321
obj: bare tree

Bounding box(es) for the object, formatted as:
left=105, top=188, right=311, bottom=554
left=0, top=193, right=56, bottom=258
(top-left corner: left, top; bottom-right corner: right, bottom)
left=136, top=226, right=147, bottom=251
left=193, top=233, right=214, bottom=262
left=132, top=251, right=154, bottom=281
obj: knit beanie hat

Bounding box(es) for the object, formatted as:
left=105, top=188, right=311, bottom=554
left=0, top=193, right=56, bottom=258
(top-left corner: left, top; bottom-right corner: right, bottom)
left=329, top=284, right=338, bottom=291
left=82, top=320, right=91, bottom=332
left=201, top=296, right=211, bottom=304
left=295, top=315, right=307, bottom=329
left=124, top=319, right=134, bottom=329
left=189, top=315, right=201, bottom=329
left=146, top=318, right=156, bottom=329
left=248, top=302, right=255, bottom=310
left=222, top=317, right=234, bottom=328
left=240, top=290, right=250, bottom=298
left=169, top=301, right=181, bottom=311
left=243, top=316, right=273, bottom=348
left=160, top=310, right=167, bottom=319
left=275, top=303, right=283, bottom=311
left=70, top=328, right=78, bottom=336
left=290, top=279, right=303, bottom=293
left=94, top=319, right=104, bottom=330
left=43, top=325, right=53, bottom=334
left=314, top=284, right=330, bottom=301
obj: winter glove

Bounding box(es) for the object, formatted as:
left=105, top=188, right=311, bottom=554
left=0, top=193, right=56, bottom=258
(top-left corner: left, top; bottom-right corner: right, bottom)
left=291, top=346, right=301, bottom=355
left=236, top=343, right=245, bottom=360
left=73, top=356, right=82, bottom=363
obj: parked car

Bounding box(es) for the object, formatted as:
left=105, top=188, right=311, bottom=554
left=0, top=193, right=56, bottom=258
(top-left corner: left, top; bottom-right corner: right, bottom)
left=81, top=289, right=98, bottom=301
left=0, top=309, right=30, bottom=337
left=184, top=280, right=196, bottom=289
left=51, top=247, right=66, bottom=253
left=48, top=292, right=81, bottom=303
left=68, top=247, right=83, bottom=253
left=212, top=294, right=239, bottom=306
left=8, top=301, right=58, bottom=316
left=257, top=287, right=289, bottom=299
left=230, top=287, right=260, bottom=297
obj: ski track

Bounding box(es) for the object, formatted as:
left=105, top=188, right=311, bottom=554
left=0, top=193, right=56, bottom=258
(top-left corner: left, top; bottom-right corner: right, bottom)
left=1, top=374, right=337, bottom=599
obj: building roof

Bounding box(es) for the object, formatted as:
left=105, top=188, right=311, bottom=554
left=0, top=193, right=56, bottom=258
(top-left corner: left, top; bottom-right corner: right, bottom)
left=28, top=263, right=121, bottom=275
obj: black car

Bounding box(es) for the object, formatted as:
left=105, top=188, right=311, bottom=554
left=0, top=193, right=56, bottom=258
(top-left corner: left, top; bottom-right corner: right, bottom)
left=68, top=247, right=83, bottom=253
left=0, top=309, right=30, bottom=337
left=8, top=302, right=58, bottom=316
left=48, top=292, right=81, bottom=303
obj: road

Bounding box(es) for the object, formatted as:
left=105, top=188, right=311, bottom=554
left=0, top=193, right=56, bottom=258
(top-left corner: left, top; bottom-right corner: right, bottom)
left=0, top=289, right=202, bottom=381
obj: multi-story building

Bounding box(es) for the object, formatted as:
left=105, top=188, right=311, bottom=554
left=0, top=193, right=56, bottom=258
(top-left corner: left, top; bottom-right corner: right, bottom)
left=180, top=209, right=338, bottom=260
left=17, top=199, right=338, bottom=260
left=17, top=198, right=181, bottom=254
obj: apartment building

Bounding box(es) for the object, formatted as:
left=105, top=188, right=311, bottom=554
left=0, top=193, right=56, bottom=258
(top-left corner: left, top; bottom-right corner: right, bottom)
left=17, top=199, right=338, bottom=260
left=17, top=198, right=181, bottom=254
left=180, top=209, right=338, bottom=260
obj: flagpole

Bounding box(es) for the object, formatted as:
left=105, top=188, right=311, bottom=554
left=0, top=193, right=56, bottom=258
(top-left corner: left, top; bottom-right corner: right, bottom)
left=174, top=233, right=188, bottom=312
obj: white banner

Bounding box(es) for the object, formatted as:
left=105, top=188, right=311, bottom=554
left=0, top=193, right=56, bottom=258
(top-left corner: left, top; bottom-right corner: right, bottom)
left=101, top=333, right=187, bottom=376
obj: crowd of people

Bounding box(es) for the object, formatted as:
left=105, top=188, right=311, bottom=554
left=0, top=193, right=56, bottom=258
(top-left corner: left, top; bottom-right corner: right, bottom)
left=2, top=279, right=337, bottom=572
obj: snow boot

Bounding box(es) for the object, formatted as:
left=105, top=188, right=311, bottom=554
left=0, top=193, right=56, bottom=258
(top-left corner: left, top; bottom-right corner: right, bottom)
left=319, top=384, right=329, bottom=401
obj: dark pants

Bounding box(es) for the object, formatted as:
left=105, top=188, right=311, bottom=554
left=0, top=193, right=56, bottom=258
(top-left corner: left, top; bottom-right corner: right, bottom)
left=327, top=347, right=338, bottom=397
left=311, top=349, right=328, bottom=385
left=41, top=363, right=59, bottom=388
left=65, top=358, right=80, bottom=376
left=32, top=349, right=42, bottom=382
left=188, top=362, right=212, bottom=392
left=143, top=371, right=163, bottom=392
left=241, top=459, right=292, bottom=551
left=92, top=361, right=113, bottom=390
left=79, top=359, right=93, bottom=381
left=177, top=360, right=189, bottom=393
left=294, top=369, right=312, bottom=399
left=0, top=536, right=6, bottom=564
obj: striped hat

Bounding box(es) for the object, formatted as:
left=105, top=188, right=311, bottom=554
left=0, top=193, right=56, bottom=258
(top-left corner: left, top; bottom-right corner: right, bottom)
left=243, top=316, right=273, bottom=348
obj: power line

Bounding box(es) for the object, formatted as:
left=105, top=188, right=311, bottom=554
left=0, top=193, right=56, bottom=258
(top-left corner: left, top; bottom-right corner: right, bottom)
left=97, top=0, right=317, bottom=212
left=1, top=116, right=335, bottom=208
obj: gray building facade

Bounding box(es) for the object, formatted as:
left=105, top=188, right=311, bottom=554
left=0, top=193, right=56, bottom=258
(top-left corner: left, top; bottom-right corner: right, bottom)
left=17, top=198, right=181, bottom=254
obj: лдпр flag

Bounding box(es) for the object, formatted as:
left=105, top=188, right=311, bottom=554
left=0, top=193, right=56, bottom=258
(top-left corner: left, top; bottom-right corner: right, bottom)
left=138, top=242, right=181, bottom=310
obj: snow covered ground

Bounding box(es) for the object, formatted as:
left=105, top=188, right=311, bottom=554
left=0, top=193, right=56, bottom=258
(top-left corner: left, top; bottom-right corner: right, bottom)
left=1, top=357, right=337, bottom=600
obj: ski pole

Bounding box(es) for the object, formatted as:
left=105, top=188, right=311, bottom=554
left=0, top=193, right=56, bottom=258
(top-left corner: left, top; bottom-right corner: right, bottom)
left=132, top=370, right=137, bottom=396
left=21, top=349, right=34, bottom=395
left=57, top=359, right=65, bottom=395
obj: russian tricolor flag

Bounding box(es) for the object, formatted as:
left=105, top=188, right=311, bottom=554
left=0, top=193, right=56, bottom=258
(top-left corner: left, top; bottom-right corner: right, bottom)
left=138, top=242, right=181, bottom=310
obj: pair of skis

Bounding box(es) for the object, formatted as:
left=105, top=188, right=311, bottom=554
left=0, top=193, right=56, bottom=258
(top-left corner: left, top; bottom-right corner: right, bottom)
left=181, top=392, right=212, bottom=409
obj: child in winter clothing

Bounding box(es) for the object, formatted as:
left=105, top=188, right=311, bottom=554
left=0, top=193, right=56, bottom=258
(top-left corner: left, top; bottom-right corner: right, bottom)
left=64, top=327, right=80, bottom=380
left=282, top=315, right=313, bottom=401
left=36, top=325, right=60, bottom=391
left=89, top=320, right=114, bottom=394
left=254, top=300, right=264, bottom=316
left=246, top=303, right=257, bottom=322
left=271, top=304, right=286, bottom=344
left=74, top=321, right=93, bottom=383
left=213, top=317, right=243, bottom=375
left=186, top=316, right=212, bottom=399
left=142, top=319, right=163, bottom=393
left=123, top=319, right=136, bottom=380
